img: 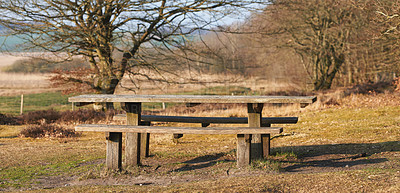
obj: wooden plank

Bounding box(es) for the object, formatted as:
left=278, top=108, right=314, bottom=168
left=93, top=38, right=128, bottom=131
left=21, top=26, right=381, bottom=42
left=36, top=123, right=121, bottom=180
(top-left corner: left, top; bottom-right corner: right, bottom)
left=106, top=132, right=122, bottom=170
left=113, top=114, right=298, bottom=124
left=75, top=124, right=283, bottom=134
left=140, top=121, right=151, bottom=158
left=69, top=94, right=317, bottom=104
left=261, top=134, right=271, bottom=158
left=123, top=102, right=141, bottom=166
left=237, top=134, right=251, bottom=168
left=248, top=103, right=263, bottom=159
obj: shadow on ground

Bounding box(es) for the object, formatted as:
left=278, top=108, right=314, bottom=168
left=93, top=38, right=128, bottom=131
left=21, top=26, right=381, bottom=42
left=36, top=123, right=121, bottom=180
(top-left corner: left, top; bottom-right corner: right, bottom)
left=166, top=141, right=399, bottom=173
left=273, top=141, right=400, bottom=172
left=170, top=151, right=235, bottom=172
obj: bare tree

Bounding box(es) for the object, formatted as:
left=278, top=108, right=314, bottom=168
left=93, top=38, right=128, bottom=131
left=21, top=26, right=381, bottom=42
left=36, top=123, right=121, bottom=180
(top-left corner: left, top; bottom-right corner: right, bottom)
left=374, top=0, right=400, bottom=73
left=245, top=0, right=357, bottom=90
left=0, top=0, right=266, bottom=94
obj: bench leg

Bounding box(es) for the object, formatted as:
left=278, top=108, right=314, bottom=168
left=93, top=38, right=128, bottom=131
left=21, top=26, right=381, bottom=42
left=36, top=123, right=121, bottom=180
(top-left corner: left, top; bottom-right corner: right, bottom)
left=237, top=134, right=252, bottom=168
left=106, top=132, right=122, bottom=170
left=140, top=121, right=151, bottom=158
left=261, top=123, right=271, bottom=158
left=126, top=133, right=141, bottom=166
left=261, top=134, right=271, bottom=158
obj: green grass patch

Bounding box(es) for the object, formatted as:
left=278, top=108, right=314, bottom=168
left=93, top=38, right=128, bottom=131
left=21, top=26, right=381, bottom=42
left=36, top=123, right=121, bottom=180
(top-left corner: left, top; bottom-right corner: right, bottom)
left=0, top=92, right=73, bottom=115
left=0, top=158, right=99, bottom=189
left=251, top=159, right=282, bottom=171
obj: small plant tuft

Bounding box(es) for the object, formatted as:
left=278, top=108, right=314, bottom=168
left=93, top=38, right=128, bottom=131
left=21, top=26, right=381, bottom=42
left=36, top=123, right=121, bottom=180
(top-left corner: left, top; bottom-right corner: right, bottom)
left=20, top=123, right=80, bottom=138
left=251, top=159, right=282, bottom=172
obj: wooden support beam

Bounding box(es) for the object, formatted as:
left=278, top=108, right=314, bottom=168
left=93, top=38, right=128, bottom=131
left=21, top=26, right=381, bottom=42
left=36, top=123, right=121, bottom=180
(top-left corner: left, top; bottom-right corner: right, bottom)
left=140, top=121, right=151, bottom=158
left=237, top=134, right=252, bottom=168
left=261, top=134, right=271, bottom=158
left=261, top=123, right=271, bottom=158
left=106, top=132, right=122, bottom=170
left=248, top=103, right=264, bottom=159
left=122, top=102, right=142, bottom=167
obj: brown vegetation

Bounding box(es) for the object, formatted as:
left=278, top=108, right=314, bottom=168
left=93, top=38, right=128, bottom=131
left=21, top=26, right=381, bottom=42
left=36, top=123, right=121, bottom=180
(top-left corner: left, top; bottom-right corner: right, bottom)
left=20, top=123, right=80, bottom=138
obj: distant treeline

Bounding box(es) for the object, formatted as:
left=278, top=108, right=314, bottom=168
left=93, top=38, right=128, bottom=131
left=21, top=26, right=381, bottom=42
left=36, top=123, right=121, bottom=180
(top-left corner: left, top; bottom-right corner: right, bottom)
left=2, top=58, right=90, bottom=73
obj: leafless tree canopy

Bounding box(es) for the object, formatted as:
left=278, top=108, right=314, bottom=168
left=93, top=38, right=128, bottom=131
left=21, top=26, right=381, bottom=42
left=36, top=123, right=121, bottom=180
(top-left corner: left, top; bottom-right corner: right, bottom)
left=0, top=0, right=266, bottom=94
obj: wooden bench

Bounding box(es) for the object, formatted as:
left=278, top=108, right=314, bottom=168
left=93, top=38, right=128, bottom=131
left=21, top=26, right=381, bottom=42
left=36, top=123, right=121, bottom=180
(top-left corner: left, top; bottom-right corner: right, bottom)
left=114, top=114, right=296, bottom=136
left=75, top=124, right=283, bottom=169
left=113, top=114, right=298, bottom=126
left=69, top=94, right=316, bottom=170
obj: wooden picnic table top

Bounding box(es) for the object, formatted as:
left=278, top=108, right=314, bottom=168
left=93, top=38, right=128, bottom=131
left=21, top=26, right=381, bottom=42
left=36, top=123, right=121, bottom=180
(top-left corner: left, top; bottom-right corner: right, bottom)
left=68, top=94, right=317, bottom=104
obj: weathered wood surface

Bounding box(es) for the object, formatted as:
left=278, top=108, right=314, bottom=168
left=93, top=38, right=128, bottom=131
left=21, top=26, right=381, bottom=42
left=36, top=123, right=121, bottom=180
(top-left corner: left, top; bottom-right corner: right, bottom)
left=75, top=124, right=283, bottom=134
left=69, top=94, right=316, bottom=104
left=105, top=132, right=122, bottom=170
left=113, top=114, right=298, bottom=124
left=248, top=103, right=263, bottom=159
left=123, top=102, right=141, bottom=166
left=237, top=134, right=251, bottom=168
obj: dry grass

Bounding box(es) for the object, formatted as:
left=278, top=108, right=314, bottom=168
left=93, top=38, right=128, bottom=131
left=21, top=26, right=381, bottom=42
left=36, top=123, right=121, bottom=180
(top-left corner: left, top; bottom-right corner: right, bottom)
left=1, top=91, right=399, bottom=192
left=0, top=54, right=59, bottom=96
left=0, top=54, right=399, bottom=192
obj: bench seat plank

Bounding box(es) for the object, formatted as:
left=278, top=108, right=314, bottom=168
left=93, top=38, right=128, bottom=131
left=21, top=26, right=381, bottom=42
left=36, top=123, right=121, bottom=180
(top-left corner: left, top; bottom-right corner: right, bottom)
left=113, top=114, right=298, bottom=124
left=75, top=124, right=283, bottom=134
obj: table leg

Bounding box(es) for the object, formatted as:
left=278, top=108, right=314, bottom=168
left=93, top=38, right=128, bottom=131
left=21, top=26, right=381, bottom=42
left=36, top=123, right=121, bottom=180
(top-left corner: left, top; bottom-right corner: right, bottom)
left=237, top=134, right=252, bottom=168
left=248, top=103, right=264, bottom=159
left=122, top=102, right=142, bottom=166
left=106, top=132, right=122, bottom=170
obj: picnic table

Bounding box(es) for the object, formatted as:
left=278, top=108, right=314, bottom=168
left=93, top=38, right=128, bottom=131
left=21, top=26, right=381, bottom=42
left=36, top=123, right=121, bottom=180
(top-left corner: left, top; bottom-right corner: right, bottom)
left=69, top=94, right=316, bottom=169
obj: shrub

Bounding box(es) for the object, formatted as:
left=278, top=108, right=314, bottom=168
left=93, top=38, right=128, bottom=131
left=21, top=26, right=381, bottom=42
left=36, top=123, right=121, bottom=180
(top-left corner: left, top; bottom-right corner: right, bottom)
left=20, top=109, right=61, bottom=124
left=0, top=113, right=21, bottom=125
left=20, top=123, right=80, bottom=138
left=59, top=109, right=106, bottom=123
left=18, top=108, right=120, bottom=125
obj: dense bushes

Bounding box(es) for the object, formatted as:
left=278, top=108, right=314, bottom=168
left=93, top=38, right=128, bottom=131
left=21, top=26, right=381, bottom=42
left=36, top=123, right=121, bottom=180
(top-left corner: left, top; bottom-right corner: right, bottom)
left=0, top=113, right=20, bottom=125
left=20, top=109, right=61, bottom=124
left=0, top=108, right=118, bottom=139
left=17, top=108, right=118, bottom=125
left=20, top=123, right=80, bottom=138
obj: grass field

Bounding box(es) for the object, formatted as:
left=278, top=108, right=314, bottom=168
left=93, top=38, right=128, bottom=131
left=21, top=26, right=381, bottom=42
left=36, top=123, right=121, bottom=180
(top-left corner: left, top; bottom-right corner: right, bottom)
left=0, top=92, right=73, bottom=115
left=0, top=91, right=399, bottom=192
left=0, top=53, right=399, bottom=192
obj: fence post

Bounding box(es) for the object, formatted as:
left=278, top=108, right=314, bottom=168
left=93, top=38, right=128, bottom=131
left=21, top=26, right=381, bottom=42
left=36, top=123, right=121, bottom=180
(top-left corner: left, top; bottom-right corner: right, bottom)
left=20, top=94, right=24, bottom=115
